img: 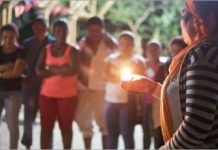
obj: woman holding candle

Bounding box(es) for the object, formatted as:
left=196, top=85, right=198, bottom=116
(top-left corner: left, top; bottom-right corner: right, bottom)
left=104, top=31, right=144, bottom=149
left=122, top=0, right=218, bottom=148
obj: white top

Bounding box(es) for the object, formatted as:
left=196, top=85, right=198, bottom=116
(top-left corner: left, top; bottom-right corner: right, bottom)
left=166, top=71, right=182, bottom=132
left=87, top=41, right=112, bottom=91
left=105, top=82, right=128, bottom=103
left=105, top=53, right=137, bottom=103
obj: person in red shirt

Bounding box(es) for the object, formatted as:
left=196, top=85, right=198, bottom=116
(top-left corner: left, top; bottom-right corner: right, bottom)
left=36, top=18, right=79, bottom=149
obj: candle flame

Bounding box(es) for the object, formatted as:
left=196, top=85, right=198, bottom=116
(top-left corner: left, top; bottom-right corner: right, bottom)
left=121, top=68, right=132, bottom=81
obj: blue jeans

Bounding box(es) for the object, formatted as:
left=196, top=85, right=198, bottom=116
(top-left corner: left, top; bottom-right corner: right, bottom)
left=0, top=91, right=22, bottom=149
left=21, top=85, right=40, bottom=147
left=104, top=102, right=134, bottom=149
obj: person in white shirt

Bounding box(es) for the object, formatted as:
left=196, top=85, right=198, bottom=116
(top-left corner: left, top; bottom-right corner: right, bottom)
left=76, top=16, right=117, bottom=149
left=104, top=31, right=144, bottom=149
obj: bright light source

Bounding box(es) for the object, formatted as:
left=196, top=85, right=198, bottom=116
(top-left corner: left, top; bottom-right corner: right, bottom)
left=120, top=67, right=132, bottom=81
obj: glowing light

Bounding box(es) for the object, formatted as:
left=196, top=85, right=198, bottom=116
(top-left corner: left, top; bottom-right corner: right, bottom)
left=120, top=68, right=132, bottom=81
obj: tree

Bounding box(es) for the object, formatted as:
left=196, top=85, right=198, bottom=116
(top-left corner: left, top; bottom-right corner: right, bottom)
left=45, top=0, right=115, bottom=43
left=106, top=0, right=184, bottom=52
left=8, top=0, right=183, bottom=51
left=146, top=0, right=183, bottom=47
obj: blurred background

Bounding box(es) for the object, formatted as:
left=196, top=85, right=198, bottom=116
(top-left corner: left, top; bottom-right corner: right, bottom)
left=0, top=0, right=184, bottom=149
left=0, top=0, right=184, bottom=54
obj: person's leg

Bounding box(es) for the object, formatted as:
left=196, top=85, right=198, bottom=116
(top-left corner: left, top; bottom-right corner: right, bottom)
left=21, top=87, right=39, bottom=148
left=0, top=94, right=4, bottom=125
left=153, top=126, right=164, bottom=148
left=40, top=129, right=53, bottom=149
left=83, top=136, right=92, bottom=149
left=75, top=90, right=93, bottom=149
left=39, top=95, right=56, bottom=149
left=120, top=103, right=134, bottom=149
left=93, top=91, right=108, bottom=149
left=57, top=97, right=78, bottom=149
left=104, top=102, right=119, bottom=149
left=142, top=101, right=152, bottom=149
left=4, top=92, right=22, bottom=149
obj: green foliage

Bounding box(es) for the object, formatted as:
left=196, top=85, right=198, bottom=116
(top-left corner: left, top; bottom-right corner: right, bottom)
left=96, top=0, right=107, bottom=12
left=107, top=0, right=149, bottom=25
left=105, top=0, right=184, bottom=47
left=60, top=0, right=70, bottom=6
left=147, top=0, right=183, bottom=46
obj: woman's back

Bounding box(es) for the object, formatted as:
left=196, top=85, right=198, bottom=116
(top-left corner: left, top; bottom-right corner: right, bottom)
left=173, top=42, right=218, bottom=148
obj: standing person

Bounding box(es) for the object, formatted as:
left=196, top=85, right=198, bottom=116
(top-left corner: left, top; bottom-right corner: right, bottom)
left=155, top=35, right=187, bottom=84
left=21, top=17, right=53, bottom=149
left=104, top=31, right=144, bottom=149
left=142, top=39, right=163, bottom=149
left=122, top=0, right=218, bottom=148
left=76, top=16, right=117, bottom=149
left=0, top=24, right=26, bottom=149
left=152, top=36, right=187, bottom=148
left=36, top=18, right=79, bottom=149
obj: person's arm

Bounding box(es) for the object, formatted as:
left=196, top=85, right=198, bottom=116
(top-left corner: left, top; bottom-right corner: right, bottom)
left=154, top=64, right=167, bottom=84
left=0, top=59, right=26, bottom=79
left=36, top=48, right=54, bottom=78
left=78, top=38, right=86, bottom=50
left=121, top=74, right=159, bottom=93
left=0, top=63, right=14, bottom=72
left=153, top=83, right=162, bottom=99
left=161, top=61, right=218, bottom=149
left=103, top=57, right=120, bottom=83
left=48, top=48, right=80, bottom=76
left=104, top=33, right=118, bottom=51
left=121, top=55, right=162, bottom=96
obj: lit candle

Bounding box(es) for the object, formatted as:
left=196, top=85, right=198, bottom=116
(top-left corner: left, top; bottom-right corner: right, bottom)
left=120, top=68, right=132, bottom=81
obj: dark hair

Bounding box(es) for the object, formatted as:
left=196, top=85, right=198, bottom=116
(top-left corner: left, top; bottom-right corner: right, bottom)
left=119, top=30, right=135, bottom=43
left=33, top=17, right=47, bottom=27
left=0, top=23, right=19, bottom=39
left=86, top=16, right=104, bottom=28
left=170, top=36, right=187, bottom=49
left=52, top=18, right=68, bottom=32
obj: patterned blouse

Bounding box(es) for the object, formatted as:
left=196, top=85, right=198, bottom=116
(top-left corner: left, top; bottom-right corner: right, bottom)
left=163, top=42, right=218, bottom=149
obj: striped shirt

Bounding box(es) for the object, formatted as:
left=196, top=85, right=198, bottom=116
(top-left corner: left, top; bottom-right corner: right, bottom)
left=163, top=42, right=218, bottom=149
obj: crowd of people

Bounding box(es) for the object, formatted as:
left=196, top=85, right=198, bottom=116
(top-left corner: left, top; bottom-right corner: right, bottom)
left=0, top=0, right=218, bottom=149
left=122, top=0, right=218, bottom=149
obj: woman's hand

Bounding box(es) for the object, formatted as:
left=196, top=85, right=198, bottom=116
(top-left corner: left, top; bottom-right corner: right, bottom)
left=121, top=74, right=158, bottom=93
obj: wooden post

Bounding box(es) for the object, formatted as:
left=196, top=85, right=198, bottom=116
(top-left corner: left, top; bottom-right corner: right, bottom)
left=2, top=7, right=7, bottom=25
left=67, top=15, right=78, bottom=44
left=7, top=1, right=15, bottom=23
